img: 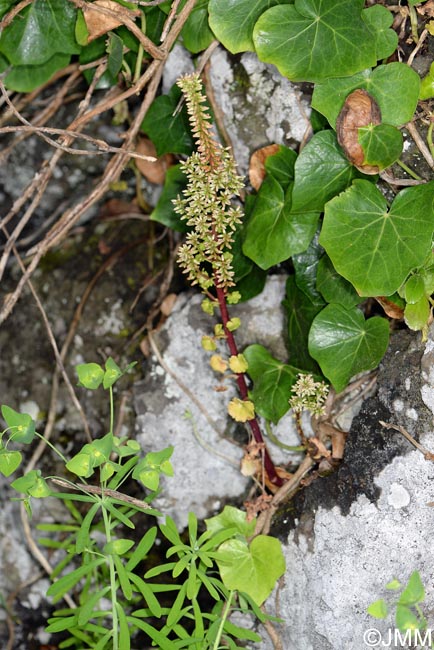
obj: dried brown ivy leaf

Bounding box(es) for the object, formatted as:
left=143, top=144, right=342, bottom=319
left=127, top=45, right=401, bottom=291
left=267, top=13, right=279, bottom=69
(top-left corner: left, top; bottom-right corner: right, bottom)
left=135, top=137, right=175, bottom=185
left=83, top=0, right=140, bottom=43
left=249, top=144, right=280, bottom=190
left=374, top=296, right=405, bottom=320
left=336, top=88, right=381, bottom=175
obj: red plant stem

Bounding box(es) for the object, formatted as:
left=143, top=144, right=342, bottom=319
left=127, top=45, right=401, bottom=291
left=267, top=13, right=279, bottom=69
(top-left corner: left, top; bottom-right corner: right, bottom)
left=215, top=285, right=283, bottom=487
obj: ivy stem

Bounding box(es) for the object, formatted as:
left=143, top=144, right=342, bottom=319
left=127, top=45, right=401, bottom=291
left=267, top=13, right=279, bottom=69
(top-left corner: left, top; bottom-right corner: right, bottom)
left=215, top=285, right=283, bottom=487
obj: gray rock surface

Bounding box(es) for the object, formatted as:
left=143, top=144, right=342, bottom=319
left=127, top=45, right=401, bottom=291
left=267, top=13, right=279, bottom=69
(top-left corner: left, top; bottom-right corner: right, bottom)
left=256, top=327, right=434, bottom=650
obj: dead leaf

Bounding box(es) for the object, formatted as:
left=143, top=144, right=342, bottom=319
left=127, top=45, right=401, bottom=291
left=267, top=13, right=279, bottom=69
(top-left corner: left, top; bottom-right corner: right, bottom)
left=160, top=293, right=177, bottom=317
left=417, top=0, right=434, bottom=17
left=140, top=337, right=150, bottom=357
left=83, top=0, right=140, bottom=43
left=336, top=88, right=381, bottom=175
left=135, top=137, right=175, bottom=185
left=375, top=296, right=405, bottom=320
left=249, top=144, right=280, bottom=190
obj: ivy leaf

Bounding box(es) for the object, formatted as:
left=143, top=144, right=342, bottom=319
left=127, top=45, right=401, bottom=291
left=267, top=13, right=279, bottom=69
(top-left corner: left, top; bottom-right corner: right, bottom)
left=362, top=4, right=397, bottom=60
left=244, top=344, right=301, bottom=423
left=420, top=61, right=434, bottom=100
left=316, top=255, right=360, bottom=308
left=215, top=535, right=285, bottom=606
left=208, top=0, right=284, bottom=53
left=3, top=53, right=71, bottom=92
left=253, top=0, right=377, bottom=83
left=106, top=32, right=124, bottom=79
left=291, top=130, right=366, bottom=213
left=320, top=180, right=434, bottom=296
left=264, top=145, right=297, bottom=192
left=308, top=304, right=389, bottom=392
left=141, top=85, right=194, bottom=157
left=312, top=63, right=420, bottom=128
left=243, top=176, right=319, bottom=269
left=292, top=232, right=325, bottom=306
left=404, top=297, right=430, bottom=331
left=181, top=0, right=215, bottom=53
left=283, top=276, right=322, bottom=372
left=0, top=0, right=79, bottom=66
left=150, top=165, right=188, bottom=232
left=358, top=123, right=403, bottom=170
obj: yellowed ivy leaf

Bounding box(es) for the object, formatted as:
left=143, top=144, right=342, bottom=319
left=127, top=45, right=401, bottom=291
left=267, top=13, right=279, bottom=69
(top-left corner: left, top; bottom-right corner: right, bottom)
left=228, top=398, right=255, bottom=422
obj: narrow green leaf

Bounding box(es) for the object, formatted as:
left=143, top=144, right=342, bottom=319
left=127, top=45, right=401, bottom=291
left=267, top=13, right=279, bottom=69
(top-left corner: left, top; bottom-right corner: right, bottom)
left=113, top=553, right=133, bottom=600
left=77, top=586, right=111, bottom=626
left=47, top=558, right=105, bottom=602
left=116, top=601, right=131, bottom=650
left=127, top=572, right=162, bottom=617
left=127, top=617, right=177, bottom=649
left=126, top=526, right=157, bottom=571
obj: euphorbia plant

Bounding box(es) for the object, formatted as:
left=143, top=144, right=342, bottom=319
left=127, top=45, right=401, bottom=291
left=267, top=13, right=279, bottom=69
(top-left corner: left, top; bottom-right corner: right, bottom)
left=174, top=72, right=284, bottom=487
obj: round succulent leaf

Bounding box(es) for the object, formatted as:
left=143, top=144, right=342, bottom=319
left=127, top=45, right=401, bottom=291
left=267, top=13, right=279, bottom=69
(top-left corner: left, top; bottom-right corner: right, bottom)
left=253, top=0, right=377, bottom=83
left=320, top=180, right=434, bottom=296
left=0, top=449, right=22, bottom=477
left=404, top=297, right=431, bottom=331
left=312, top=63, right=420, bottom=128
left=308, top=304, right=389, bottom=392
left=243, top=176, right=319, bottom=269
left=208, top=0, right=283, bottom=53
left=215, top=535, right=285, bottom=606
left=358, top=123, right=403, bottom=170
left=362, top=4, right=397, bottom=60
left=291, top=130, right=366, bottom=213
left=1, top=405, right=36, bottom=444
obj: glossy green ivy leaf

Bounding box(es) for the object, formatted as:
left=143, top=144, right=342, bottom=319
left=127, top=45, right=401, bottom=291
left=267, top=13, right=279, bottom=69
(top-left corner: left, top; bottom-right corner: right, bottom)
left=0, top=449, right=22, bottom=477
left=291, top=130, right=366, bottom=213
left=264, top=145, right=297, bottom=192
left=358, top=123, right=403, bottom=170
left=151, top=165, right=188, bottom=232
left=76, top=362, right=104, bottom=390
left=399, top=571, right=425, bottom=606
left=243, top=176, right=319, bottom=269
left=235, top=264, right=267, bottom=301
left=404, top=297, right=430, bottom=331
left=2, top=53, right=71, bottom=92
left=106, top=32, right=124, bottom=79
left=283, top=276, right=322, bottom=372
left=292, top=232, right=325, bottom=306
left=362, top=4, right=397, bottom=60
left=215, top=535, right=285, bottom=605
left=308, top=304, right=389, bottom=392
left=205, top=505, right=256, bottom=538
left=244, top=344, right=301, bottom=422
left=403, top=275, right=426, bottom=304
left=208, top=0, right=284, bottom=53
left=0, top=0, right=79, bottom=65
left=11, top=469, right=51, bottom=497
left=420, top=61, right=434, bottom=100
left=1, top=405, right=36, bottom=444
left=316, top=255, right=359, bottom=308
left=253, top=0, right=378, bottom=83
left=181, top=0, right=215, bottom=53
left=312, top=63, right=420, bottom=128
left=141, top=85, right=194, bottom=157
left=320, top=180, right=434, bottom=296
